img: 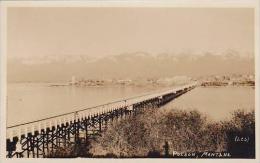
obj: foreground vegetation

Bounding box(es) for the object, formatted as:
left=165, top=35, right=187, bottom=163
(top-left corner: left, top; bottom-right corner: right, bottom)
left=50, top=108, right=255, bottom=158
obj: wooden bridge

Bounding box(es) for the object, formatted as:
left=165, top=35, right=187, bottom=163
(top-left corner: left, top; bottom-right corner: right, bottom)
left=6, top=83, right=196, bottom=158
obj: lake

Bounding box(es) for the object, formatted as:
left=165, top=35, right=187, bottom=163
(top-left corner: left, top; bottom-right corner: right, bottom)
left=7, top=84, right=255, bottom=126
left=7, top=83, right=166, bottom=126
left=164, top=87, right=255, bottom=121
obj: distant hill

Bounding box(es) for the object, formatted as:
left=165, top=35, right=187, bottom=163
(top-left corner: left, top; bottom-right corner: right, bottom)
left=7, top=52, right=254, bottom=83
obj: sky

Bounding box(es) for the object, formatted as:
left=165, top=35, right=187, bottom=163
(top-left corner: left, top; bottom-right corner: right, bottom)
left=7, top=7, right=254, bottom=58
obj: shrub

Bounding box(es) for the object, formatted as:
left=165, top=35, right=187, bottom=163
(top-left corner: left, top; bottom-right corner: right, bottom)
left=89, top=108, right=255, bottom=158
left=49, top=108, right=255, bottom=158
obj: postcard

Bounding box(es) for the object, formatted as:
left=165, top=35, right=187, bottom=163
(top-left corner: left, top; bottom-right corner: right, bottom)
left=0, top=1, right=259, bottom=163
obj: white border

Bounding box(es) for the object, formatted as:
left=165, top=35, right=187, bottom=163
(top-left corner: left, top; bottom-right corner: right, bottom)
left=0, top=1, right=259, bottom=163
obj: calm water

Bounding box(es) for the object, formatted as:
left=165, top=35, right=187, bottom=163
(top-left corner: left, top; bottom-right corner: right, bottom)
left=7, top=84, right=255, bottom=126
left=165, top=87, right=255, bottom=121
left=7, top=83, right=163, bottom=126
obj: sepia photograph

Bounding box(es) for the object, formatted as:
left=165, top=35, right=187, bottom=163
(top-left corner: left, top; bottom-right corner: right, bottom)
left=0, top=0, right=259, bottom=162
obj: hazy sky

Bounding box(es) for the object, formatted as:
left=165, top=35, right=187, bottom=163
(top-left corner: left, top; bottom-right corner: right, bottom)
left=7, top=7, right=254, bottom=58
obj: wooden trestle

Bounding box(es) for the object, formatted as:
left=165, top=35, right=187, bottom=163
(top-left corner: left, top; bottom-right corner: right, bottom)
left=6, top=84, right=196, bottom=158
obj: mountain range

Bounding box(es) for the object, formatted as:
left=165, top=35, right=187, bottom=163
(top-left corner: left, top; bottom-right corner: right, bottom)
left=7, top=52, right=254, bottom=83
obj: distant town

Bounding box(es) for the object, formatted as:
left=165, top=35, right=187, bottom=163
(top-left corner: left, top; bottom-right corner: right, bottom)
left=200, top=74, right=255, bottom=87
left=49, top=74, right=255, bottom=88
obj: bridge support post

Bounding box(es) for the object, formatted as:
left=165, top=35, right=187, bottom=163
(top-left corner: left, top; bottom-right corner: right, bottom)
left=35, top=134, right=39, bottom=158
left=98, top=115, right=102, bottom=133
left=50, top=129, right=54, bottom=155
left=46, top=128, right=50, bottom=156
left=83, top=117, right=89, bottom=145
left=41, top=129, right=46, bottom=157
